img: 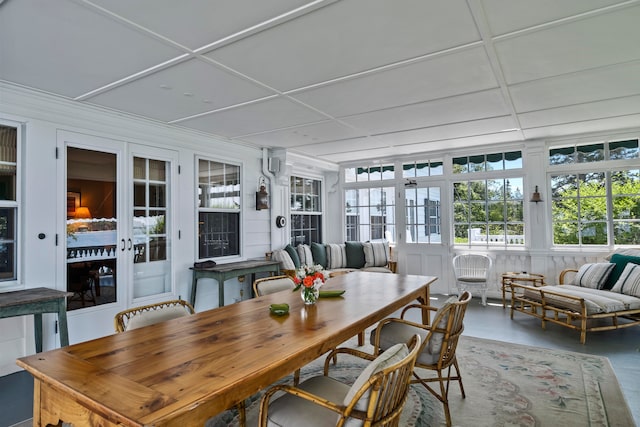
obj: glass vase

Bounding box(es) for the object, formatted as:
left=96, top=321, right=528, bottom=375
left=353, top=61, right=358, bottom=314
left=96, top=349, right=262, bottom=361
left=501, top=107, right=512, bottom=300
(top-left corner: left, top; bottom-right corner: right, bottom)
left=301, top=286, right=319, bottom=305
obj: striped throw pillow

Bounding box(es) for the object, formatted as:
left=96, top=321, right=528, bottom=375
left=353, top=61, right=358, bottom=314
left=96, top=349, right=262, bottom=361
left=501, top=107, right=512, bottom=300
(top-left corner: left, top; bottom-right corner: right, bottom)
left=297, top=244, right=314, bottom=266
left=610, top=262, right=640, bottom=297
left=326, top=243, right=347, bottom=269
left=271, top=249, right=296, bottom=271
left=363, top=241, right=389, bottom=267
left=570, top=262, right=615, bottom=289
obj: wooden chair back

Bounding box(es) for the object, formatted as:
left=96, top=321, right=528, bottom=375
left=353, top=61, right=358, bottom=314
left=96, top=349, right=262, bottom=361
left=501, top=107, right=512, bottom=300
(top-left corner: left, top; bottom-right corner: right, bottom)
left=114, top=299, right=195, bottom=332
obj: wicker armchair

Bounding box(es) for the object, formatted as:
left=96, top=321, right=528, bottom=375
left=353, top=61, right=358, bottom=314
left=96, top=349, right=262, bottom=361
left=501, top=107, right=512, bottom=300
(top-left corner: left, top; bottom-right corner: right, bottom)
left=253, top=274, right=296, bottom=296
left=371, top=292, right=471, bottom=427
left=114, top=299, right=195, bottom=332
left=453, top=254, right=492, bottom=306
left=259, top=335, right=421, bottom=427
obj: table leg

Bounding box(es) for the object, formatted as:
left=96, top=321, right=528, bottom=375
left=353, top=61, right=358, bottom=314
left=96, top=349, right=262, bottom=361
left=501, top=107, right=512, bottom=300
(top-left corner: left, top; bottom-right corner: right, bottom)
left=57, top=301, right=70, bottom=347
left=218, top=279, right=225, bottom=308
left=190, top=274, right=198, bottom=307
left=417, top=285, right=430, bottom=325
left=34, top=313, right=43, bottom=353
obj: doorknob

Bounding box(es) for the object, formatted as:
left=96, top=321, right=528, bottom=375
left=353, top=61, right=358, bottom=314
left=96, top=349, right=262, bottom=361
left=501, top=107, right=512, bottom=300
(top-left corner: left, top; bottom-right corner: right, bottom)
left=121, top=239, right=125, bottom=251
left=128, top=238, right=132, bottom=250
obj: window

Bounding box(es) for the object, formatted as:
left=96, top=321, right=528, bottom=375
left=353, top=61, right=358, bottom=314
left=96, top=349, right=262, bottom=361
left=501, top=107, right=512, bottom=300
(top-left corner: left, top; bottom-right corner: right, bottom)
left=453, top=178, right=525, bottom=246
left=345, top=163, right=394, bottom=182
left=0, top=125, right=17, bottom=282
left=453, top=151, right=522, bottom=173
left=405, top=186, right=441, bottom=243
left=402, top=160, right=443, bottom=177
left=290, top=176, right=322, bottom=245
left=550, top=140, right=640, bottom=246
left=197, top=159, right=240, bottom=258
left=345, top=187, right=395, bottom=242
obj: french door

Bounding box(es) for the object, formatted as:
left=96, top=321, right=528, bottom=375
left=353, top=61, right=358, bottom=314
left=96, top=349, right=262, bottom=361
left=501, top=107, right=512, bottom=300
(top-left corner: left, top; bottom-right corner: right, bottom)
left=62, top=133, right=177, bottom=343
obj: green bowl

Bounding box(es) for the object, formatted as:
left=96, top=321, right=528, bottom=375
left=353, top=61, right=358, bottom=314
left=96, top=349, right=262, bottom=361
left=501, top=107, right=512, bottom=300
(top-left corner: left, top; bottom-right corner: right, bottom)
left=269, top=303, right=290, bottom=316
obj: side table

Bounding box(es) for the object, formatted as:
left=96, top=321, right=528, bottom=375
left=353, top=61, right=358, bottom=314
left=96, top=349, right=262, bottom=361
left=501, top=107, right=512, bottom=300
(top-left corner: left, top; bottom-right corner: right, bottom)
left=501, top=272, right=545, bottom=308
left=0, top=287, right=73, bottom=352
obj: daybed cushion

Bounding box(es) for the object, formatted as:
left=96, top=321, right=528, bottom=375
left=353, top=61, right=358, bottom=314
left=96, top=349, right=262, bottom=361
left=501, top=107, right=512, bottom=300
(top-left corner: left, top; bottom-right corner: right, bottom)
left=363, top=241, right=389, bottom=268
left=311, top=242, right=327, bottom=268
left=604, top=253, right=640, bottom=290
left=284, top=244, right=301, bottom=268
left=570, top=262, right=615, bottom=289
left=522, top=285, right=640, bottom=314
left=272, top=249, right=296, bottom=271
left=345, top=241, right=366, bottom=269
left=361, top=266, right=393, bottom=273
left=297, top=244, right=314, bottom=266
left=326, top=243, right=347, bottom=269
left=610, top=262, right=640, bottom=298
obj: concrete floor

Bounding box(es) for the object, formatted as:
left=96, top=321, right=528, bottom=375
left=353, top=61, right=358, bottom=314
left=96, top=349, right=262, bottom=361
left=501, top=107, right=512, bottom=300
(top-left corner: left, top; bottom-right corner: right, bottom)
left=5, top=294, right=639, bottom=427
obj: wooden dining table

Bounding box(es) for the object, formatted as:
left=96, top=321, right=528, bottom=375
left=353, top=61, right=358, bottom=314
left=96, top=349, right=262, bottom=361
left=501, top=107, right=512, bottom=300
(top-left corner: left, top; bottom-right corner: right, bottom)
left=16, top=271, right=436, bottom=427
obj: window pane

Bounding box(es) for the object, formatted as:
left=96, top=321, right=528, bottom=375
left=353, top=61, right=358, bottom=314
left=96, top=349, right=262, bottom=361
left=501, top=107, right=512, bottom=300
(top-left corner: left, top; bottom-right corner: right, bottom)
left=344, top=167, right=356, bottom=183
left=198, top=212, right=239, bottom=258
left=504, top=151, right=522, bottom=169
left=614, top=222, right=640, bottom=244
left=0, top=208, right=16, bottom=280
left=576, top=143, right=604, bottom=163
left=609, top=140, right=639, bottom=160
left=486, top=153, right=503, bottom=171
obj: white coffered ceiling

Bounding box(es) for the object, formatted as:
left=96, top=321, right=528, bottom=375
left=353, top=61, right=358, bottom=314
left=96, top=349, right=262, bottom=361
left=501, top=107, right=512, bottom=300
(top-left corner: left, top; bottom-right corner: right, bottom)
left=1, top=0, right=639, bottom=164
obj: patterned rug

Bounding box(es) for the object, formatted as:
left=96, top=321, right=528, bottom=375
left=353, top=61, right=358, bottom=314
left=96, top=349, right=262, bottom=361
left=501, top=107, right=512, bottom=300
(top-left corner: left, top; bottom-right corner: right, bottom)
left=206, top=335, right=634, bottom=427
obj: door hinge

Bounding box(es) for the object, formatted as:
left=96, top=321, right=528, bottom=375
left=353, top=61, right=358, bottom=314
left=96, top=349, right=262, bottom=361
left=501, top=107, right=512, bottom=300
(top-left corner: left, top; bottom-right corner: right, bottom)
left=55, top=320, right=58, bottom=334
left=55, top=147, right=59, bottom=159
left=178, top=230, right=181, bottom=239
left=55, top=234, right=58, bottom=246
left=178, top=165, right=181, bottom=174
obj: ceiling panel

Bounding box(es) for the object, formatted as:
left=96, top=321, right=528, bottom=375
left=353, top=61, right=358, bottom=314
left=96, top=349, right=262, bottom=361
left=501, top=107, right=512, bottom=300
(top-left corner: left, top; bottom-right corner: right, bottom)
left=340, top=89, right=509, bottom=134
left=240, top=121, right=366, bottom=147
left=509, top=62, right=640, bottom=112
left=519, top=95, right=640, bottom=129
left=89, top=0, right=312, bottom=50
left=176, top=97, right=327, bottom=137
left=291, top=47, right=498, bottom=118
left=86, top=58, right=274, bottom=121
left=0, top=0, right=183, bottom=98
left=481, top=0, right=626, bottom=36
left=494, top=4, right=640, bottom=85
left=523, top=114, right=640, bottom=139
left=207, top=0, right=480, bottom=91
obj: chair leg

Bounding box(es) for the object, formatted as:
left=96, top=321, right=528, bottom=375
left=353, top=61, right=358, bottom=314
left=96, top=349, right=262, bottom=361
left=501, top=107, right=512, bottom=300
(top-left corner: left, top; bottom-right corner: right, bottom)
left=453, top=358, right=465, bottom=398
left=357, top=331, right=364, bottom=346
left=236, top=400, right=246, bottom=426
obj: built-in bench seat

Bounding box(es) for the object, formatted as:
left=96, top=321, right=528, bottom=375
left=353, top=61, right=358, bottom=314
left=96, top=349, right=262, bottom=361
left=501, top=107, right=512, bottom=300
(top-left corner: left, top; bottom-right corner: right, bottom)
left=509, top=250, right=640, bottom=344
left=267, top=241, right=394, bottom=278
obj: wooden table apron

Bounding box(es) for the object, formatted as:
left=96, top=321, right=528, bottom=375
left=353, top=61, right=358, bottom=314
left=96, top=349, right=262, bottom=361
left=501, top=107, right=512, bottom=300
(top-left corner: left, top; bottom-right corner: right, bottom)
left=17, top=272, right=435, bottom=427
left=189, top=259, right=281, bottom=307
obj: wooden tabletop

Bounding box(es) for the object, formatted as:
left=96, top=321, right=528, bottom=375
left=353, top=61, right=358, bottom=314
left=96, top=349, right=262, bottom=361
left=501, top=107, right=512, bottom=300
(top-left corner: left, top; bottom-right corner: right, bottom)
left=17, top=271, right=436, bottom=427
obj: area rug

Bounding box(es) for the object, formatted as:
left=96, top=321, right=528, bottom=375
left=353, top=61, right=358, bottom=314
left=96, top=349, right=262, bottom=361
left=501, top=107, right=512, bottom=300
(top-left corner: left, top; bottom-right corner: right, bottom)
left=206, top=335, right=634, bottom=427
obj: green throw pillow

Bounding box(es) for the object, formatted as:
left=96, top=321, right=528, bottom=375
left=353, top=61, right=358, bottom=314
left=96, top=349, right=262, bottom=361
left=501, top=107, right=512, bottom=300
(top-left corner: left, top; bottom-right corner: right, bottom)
left=604, top=253, right=640, bottom=289
left=310, top=242, right=327, bottom=268
left=284, top=244, right=301, bottom=269
left=345, top=241, right=366, bottom=269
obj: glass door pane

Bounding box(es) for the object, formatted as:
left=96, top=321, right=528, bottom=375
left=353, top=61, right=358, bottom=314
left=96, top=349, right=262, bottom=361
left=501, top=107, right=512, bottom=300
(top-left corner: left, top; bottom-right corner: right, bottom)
left=66, top=147, right=117, bottom=311
left=132, top=156, right=171, bottom=298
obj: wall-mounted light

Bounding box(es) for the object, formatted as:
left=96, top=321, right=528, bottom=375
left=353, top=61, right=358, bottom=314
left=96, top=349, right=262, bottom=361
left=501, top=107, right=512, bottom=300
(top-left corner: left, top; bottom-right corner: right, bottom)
left=530, top=186, right=543, bottom=203
left=256, top=176, right=269, bottom=210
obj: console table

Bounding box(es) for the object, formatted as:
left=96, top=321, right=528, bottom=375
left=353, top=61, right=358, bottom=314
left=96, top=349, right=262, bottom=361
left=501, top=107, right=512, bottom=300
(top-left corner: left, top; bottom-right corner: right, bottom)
left=190, top=259, right=280, bottom=307
left=0, top=287, right=73, bottom=352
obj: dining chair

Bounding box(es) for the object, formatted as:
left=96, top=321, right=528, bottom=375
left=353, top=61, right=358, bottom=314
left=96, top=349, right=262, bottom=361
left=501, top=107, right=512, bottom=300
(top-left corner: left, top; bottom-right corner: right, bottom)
left=253, top=274, right=296, bottom=296
left=113, top=299, right=196, bottom=332
left=113, top=299, right=246, bottom=425
left=370, top=292, right=471, bottom=427
left=452, top=253, right=492, bottom=306
left=259, top=334, right=421, bottom=427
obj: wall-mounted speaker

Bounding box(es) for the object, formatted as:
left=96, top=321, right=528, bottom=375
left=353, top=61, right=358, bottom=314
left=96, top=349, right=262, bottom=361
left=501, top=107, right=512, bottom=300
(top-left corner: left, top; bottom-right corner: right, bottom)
left=268, top=157, right=280, bottom=174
